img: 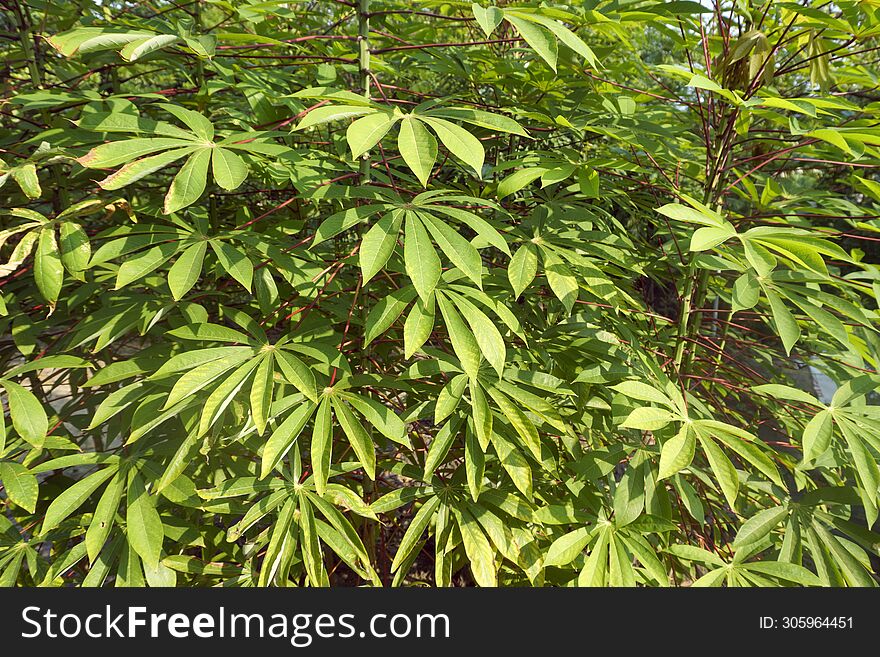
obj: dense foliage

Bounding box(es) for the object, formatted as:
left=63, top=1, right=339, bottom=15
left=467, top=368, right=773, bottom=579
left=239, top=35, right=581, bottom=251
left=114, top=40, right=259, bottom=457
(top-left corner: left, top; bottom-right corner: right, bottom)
left=1, top=0, right=880, bottom=587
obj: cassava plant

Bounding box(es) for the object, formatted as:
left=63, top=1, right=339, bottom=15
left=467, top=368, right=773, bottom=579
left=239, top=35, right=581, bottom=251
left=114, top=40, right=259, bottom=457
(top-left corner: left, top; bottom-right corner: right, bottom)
left=1, top=0, right=880, bottom=587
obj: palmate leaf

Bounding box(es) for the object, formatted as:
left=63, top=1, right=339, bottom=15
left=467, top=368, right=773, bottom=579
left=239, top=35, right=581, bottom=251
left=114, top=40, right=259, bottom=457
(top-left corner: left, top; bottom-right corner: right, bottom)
left=302, top=101, right=517, bottom=181
left=3, top=0, right=879, bottom=591
left=48, top=27, right=211, bottom=61
left=77, top=110, right=253, bottom=214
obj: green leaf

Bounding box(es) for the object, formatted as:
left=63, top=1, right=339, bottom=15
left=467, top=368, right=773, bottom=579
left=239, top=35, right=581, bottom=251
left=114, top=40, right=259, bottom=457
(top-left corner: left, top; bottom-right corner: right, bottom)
left=167, top=241, right=206, bottom=300
left=622, top=407, right=677, bottom=431
left=88, top=381, right=145, bottom=428
left=211, top=147, right=248, bottom=191
left=398, top=117, right=437, bottom=187
left=258, top=497, right=296, bottom=586
left=690, top=225, right=735, bottom=251
left=155, top=432, right=200, bottom=495
left=312, top=205, right=387, bottom=247
left=612, top=381, right=674, bottom=407
left=197, top=358, right=261, bottom=436
left=58, top=222, right=91, bottom=274
left=508, top=243, right=538, bottom=298
left=115, top=242, right=179, bottom=289
left=298, top=496, right=328, bottom=587
left=744, top=561, right=820, bottom=586
left=505, top=15, right=558, bottom=71
left=455, top=506, right=498, bottom=586
left=210, top=240, right=253, bottom=292
left=163, top=350, right=252, bottom=409
left=391, top=495, right=440, bottom=573
left=541, top=249, right=578, bottom=312
left=470, top=380, right=493, bottom=451
left=435, top=374, right=467, bottom=424
left=1, top=380, right=48, bottom=448
left=404, top=212, right=441, bottom=302
left=364, top=286, right=416, bottom=346
left=342, top=393, right=408, bottom=446
left=837, top=419, right=880, bottom=511
left=497, top=167, right=546, bottom=199
left=426, top=108, right=528, bottom=137
left=99, top=147, right=195, bottom=190
left=311, top=399, right=332, bottom=496
left=120, top=34, right=181, bottom=62
left=35, top=227, right=63, bottom=306
left=42, top=466, right=117, bottom=535
left=613, top=467, right=645, bottom=527
left=545, top=527, right=591, bottom=567
left=450, top=293, right=505, bottom=378
left=347, top=112, right=396, bottom=159
left=487, top=386, right=540, bottom=460
left=765, top=290, right=800, bottom=355
left=437, top=293, right=481, bottom=379
left=126, top=470, right=164, bottom=569
left=77, top=138, right=196, bottom=169
left=404, top=294, right=435, bottom=358
left=802, top=409, right=833, bottom=463
left=261, top=401, right=315, bottom=479
left=275, top=350, right=319, bottom=403
left=86, top=471, right=124, bottom=563
left=472, top=4, right=504, bottom=37
left=656, top=202, right=724, bottom=227
left=420, top=116, right=485, bottom=176
left=332, top=398, right=376, bottom=480
left=490, top=431, right=532, bottom=499
left=523, top=12, right=599, bottom=68
left=296, top=105, right=375, bottom=130
left=733, top=505, right=788, bottom=548
left=163, top=148, right=211, bottom=214
left=249, top=353, right=274, bottom=435
left=420, top=212, right=483, bottom=287
left=161, top=105, right=214, bottom=141
left=658, top=425, right=695, bottom=479
left=731, top=273, right=760, bottom=313
left=464, top=429, right=484, bottom=501
left=698, top=435, right=739, bottom=509
left=11, top=163, right=40, bottom=198
left=813, top=523, right=875, bottom=587
left=424, top=418, right=461, bottom=479
left=359, top=210, right=402, bottom=284
left=0, top=462, right=38, bottom=513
